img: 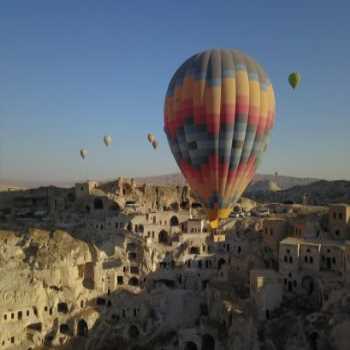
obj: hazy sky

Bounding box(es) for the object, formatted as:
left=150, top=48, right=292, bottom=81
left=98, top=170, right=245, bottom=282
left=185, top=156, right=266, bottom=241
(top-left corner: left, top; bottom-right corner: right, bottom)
left=1, top=0, right=350, bottom=184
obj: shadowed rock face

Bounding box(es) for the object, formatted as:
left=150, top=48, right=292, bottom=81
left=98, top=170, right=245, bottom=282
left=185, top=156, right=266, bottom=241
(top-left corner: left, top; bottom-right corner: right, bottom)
left=0, top=179, right=349, bottom=350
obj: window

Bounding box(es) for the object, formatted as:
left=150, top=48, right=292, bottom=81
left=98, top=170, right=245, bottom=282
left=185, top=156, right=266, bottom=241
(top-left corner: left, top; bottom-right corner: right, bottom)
left=284, top=256, right=288, bottom=262
left=26, top=310, right=30, bottom=317
left=117, top=276, right=124, bottom=285
left=57, top=303, right=68, bottom=314
left=304, top=256, right=308, bottom=263
left=310, top=256, right=314, bottom=263
left=18, top=311, right=22, bottom=320
left=335, top=230, right=340, bottom=236
left=332, top=257, right=336, bottom=264
left=289, top=256, right=293, bottom=263
left=339, top=213, right=343, bottom=220
left=333, top=212, right=337, bottom=219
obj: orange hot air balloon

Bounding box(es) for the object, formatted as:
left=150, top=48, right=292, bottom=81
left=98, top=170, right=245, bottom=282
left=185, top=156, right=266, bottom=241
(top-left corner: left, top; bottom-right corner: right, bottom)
left=164, top=49, right=275, bottom=228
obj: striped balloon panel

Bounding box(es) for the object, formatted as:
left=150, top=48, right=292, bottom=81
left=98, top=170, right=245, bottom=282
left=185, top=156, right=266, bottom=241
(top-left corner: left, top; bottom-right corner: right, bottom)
left=164, top=49, right=275, bottom=210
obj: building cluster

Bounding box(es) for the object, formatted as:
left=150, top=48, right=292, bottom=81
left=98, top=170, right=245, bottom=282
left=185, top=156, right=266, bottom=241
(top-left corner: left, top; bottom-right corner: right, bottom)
left=0, top=180, right=349, bottom=350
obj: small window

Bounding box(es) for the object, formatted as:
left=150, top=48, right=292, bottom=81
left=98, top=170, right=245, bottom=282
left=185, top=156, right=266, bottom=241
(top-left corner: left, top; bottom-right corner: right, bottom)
left=289, top=256, right=293, bottom=263
left=18, top=311, right=22, bottom=320
left=310, top=256, right=314, bottom=263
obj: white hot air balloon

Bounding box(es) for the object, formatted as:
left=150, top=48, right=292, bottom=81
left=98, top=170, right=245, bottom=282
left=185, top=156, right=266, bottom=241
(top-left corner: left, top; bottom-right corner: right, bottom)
left=104, top=135, right=112, bottom=147
left=80, top=149, right=88, bottom=160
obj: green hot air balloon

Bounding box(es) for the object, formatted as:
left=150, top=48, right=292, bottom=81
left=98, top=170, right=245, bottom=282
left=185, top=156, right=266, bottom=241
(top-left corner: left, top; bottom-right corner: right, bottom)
left=288, top=72, right=301, bottom=89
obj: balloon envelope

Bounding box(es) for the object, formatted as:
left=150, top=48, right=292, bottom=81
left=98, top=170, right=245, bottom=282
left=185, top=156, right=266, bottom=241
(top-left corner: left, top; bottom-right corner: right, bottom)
left=104, top=135, right=112, bottom=146
left=147, top=133, right=155, bottom=144
left=288, top=72, right=301, bottom=89
left=80, top=149, right=87, bottom=160
left=164, top=49, right=275, bottom=228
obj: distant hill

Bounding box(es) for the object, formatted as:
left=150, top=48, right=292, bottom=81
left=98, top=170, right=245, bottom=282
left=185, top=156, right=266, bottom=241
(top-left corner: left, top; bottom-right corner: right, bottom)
left=247, top=180, right=350, bottom=205
left=136, top=173, right=319, bottom=191
left=0, top=173, right=320, bottom=191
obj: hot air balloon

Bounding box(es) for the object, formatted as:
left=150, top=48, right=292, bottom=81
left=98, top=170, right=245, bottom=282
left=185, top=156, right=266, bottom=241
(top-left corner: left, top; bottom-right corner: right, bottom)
left=147, top=133, right=155, bottom=144
left=288, top=72, right=301, bottom=89
left=80, top=149, right=87, bottom=160
left=104, top=135, right=112, bottom=147
left=164, top=49, right=275, bottom=229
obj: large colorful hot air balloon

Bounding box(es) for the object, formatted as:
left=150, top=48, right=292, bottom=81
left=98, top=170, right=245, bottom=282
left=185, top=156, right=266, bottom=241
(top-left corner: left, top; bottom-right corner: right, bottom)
left=80, top=149, right=87, bottom=160
left=104, top=135, right=112, bottom=147
left=164, top=49, right=275, bottom=228
left=288, top=72, right=301, bottom=89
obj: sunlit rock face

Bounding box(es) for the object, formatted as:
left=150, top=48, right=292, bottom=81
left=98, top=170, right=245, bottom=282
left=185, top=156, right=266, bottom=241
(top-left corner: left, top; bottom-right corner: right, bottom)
left=0, top=181, right=349, bottom=349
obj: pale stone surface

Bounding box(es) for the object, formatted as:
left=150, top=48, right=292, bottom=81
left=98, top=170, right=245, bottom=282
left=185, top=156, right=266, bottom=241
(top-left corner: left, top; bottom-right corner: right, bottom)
left=0, top=179, right=349, bottom=349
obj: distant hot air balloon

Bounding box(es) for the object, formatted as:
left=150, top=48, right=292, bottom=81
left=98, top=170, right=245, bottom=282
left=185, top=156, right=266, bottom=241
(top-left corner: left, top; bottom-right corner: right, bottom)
left=104, top=135, right=112, bottom=147
left=152, top=140, right=158, bottom=149
left=80, top=149, right=88, bottom=160
left=288, top=72, right=301, bottom=89
left=147, top=133, right=155, bottom=144
left=164, top=49, right=276, bottom=229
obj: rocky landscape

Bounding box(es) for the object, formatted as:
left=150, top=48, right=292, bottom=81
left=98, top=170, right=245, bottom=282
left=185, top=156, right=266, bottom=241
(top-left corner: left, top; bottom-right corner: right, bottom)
left=0, top=178, right=349, bottom=350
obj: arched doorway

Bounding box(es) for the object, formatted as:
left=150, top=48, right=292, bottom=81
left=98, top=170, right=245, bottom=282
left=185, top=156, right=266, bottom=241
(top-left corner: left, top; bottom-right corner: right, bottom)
left=170, top=216, right=179, bottom=226
left=302, top=276, right=314, bottom=296
left=185, top=341, right=198, bottom=350
left=129, top=277, right=139, bottom=286
left=94, top=198, right=104, bottom=210
left=128, top=325, right=140, bottom=339
left=201, top=334, right=215, bottom=350
left=217, top=258, right=226, bottom=270
left=77, top=319, right=88, bottom=337
left=159, top=230, right=169, bottom=244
